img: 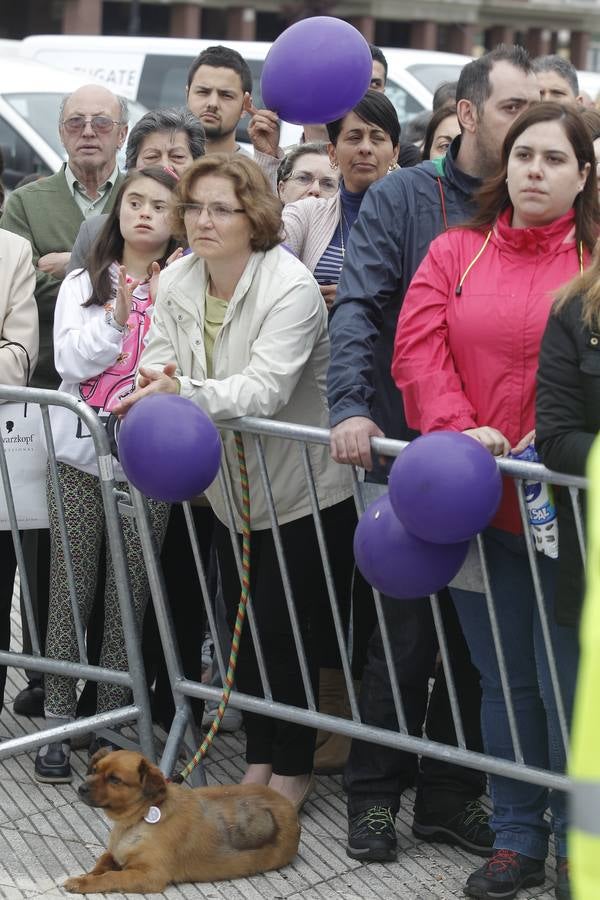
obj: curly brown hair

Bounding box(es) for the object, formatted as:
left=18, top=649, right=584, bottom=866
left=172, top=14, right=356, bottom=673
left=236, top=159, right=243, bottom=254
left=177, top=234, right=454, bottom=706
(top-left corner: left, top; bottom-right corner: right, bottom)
left=172, top=154, right=282, bottom=251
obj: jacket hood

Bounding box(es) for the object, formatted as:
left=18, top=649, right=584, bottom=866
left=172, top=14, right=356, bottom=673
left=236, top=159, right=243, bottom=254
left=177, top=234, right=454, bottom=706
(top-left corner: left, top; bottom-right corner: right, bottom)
left=421, top=135, right=481, bottom=199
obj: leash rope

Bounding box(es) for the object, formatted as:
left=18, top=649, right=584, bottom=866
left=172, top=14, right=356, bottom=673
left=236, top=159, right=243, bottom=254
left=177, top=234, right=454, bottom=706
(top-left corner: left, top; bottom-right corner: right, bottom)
left=173, top=431, right=250, bottom=783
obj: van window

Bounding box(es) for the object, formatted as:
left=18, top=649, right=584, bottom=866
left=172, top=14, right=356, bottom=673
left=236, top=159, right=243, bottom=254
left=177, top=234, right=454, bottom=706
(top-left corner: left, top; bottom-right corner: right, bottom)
left=385, top=78, right=425, bottom=123
left=0, top=116, right=51, bottom=190
left=4, top=93, right=66, bottom=158
left=406, top=64, right=465, bottom=94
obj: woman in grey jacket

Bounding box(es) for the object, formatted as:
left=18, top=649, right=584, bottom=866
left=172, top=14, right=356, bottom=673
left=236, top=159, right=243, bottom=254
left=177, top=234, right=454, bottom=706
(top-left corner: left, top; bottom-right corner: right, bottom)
left=116, top=154, right=355, bottom=810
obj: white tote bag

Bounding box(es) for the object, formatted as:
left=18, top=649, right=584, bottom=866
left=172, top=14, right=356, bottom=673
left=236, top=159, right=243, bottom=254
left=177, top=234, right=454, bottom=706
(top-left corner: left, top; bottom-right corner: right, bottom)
left=0, top=341, right=49, bottom=529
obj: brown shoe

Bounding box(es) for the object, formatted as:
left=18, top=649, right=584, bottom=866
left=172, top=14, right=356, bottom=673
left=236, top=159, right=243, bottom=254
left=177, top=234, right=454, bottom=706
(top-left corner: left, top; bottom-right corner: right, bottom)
left=314, top=668, right=358, bottom=775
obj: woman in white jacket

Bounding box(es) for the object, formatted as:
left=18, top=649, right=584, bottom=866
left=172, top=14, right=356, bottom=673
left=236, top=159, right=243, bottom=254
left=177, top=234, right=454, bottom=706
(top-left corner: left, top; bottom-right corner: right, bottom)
left=35, top=167, right=178, bottom=785
left=116, top=154, right=355, bottom=809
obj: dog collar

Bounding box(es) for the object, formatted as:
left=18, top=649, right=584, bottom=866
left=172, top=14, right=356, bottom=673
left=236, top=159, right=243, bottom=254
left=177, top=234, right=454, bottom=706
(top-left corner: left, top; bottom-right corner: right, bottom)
left=144, top=806, right=161, bottom=824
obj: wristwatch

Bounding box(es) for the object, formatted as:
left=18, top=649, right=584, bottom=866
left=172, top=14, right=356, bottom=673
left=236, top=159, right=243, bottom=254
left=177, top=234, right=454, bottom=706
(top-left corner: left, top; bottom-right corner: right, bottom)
left=105, top=310, right=128, bottom=334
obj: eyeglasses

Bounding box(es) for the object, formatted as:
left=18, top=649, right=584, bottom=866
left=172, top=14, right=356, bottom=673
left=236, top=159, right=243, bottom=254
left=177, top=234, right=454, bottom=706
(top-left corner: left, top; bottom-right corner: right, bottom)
left=61, top=115, right=122, bottom=134
left=178, top=202, right=246, bottom=222
left=286, top=172, right=339, bottom=194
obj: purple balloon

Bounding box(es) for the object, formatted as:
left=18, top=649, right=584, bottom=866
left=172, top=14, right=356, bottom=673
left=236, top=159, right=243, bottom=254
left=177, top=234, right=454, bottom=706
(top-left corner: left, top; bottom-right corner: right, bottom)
left=261, top=17, right=372, bottom=125
left=118, top=394, right=221, bottom=502
left=389, top=432, right=502, bottom=544
left=353, top=494, right=469, bottom=599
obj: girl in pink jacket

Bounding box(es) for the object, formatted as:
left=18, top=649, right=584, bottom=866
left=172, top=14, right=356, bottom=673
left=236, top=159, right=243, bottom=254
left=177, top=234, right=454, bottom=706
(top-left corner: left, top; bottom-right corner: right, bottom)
left=393, top=103, right=599, bottom=900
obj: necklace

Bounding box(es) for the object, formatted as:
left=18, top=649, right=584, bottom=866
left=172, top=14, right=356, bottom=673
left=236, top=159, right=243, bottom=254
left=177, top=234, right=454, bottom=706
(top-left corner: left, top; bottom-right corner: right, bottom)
left=339, top=208, right=350, bottom=257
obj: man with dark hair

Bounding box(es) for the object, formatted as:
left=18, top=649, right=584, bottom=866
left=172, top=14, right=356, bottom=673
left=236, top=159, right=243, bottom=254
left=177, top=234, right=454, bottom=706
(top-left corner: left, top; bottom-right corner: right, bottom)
left=186, top=45, right=253, bottom=154
left=68, top=107, right=206, bottom=272
left=533, top=53, right=583, bottom=105
left=369, top=43, right=388, bottom=92
left=328, top=44, right=540, bottom=895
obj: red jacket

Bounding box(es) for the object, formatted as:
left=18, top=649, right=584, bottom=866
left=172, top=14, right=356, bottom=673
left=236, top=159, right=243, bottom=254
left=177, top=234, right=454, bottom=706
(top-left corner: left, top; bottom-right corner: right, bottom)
left=392, top=207, right=586, bottom=533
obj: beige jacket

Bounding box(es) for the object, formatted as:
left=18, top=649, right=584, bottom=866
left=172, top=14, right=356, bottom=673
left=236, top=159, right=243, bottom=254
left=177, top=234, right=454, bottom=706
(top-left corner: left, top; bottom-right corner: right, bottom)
left=0, top=231, right=39, bottom=384
left=282, top=193, right=342, bottom=274
left=140, top=246, right=353, bottom=530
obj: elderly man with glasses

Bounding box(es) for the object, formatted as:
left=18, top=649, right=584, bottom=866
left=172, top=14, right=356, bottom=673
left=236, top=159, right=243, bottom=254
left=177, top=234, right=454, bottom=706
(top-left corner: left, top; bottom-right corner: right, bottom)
left=0, top=83, right=127, bottom=721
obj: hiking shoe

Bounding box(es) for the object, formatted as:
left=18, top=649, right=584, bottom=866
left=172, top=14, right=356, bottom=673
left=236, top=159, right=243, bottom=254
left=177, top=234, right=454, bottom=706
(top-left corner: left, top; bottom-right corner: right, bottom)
left=14, top=679, right=44, bottom=717
left=413, top=799, right=495, bottom=857
left=346, top=805, right=398, bottom=862
left=464, top=849, right=545, bottom=899
left=202, top=703, right=243, bottom=733
left=34, top=741, right=72, bottom=784
left=555, top=857, right=571, bottom=900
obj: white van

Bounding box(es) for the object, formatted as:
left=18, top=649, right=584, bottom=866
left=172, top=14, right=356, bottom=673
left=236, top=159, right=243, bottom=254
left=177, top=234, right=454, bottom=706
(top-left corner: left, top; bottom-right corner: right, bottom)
left=19, top=34, right=471, bottom=143
left=0, top=55, right=146, bottom=191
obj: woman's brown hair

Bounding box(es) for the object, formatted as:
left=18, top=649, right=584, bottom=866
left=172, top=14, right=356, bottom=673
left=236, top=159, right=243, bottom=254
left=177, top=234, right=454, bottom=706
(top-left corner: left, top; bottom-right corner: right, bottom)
left=468, top=101, right=600, bottom=255
left=81, top=166, right=180, bottom=307
left=173, top=154, right=282, bottom=251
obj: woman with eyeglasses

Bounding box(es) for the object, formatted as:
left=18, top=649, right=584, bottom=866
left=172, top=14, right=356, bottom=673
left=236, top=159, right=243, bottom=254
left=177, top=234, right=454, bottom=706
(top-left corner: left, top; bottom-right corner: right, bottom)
left=114, top=154, right=356, bottom=810
left=282, top=90, right=400, bottom=310
left=393, top=103, right=600, bottom=899
left=276, top=142, right=339, bottom=204
left=34, top=167, right=179, bottom=785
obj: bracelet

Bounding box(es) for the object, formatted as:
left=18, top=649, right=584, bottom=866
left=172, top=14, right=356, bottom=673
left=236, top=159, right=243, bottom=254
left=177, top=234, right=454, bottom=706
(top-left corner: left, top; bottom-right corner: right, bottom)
left=105, top=310, right=128, bottom=334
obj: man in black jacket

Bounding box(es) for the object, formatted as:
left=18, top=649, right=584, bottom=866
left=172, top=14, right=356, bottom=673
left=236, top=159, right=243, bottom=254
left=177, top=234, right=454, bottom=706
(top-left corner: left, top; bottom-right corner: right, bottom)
left=328, top=44, right=540, bottom=870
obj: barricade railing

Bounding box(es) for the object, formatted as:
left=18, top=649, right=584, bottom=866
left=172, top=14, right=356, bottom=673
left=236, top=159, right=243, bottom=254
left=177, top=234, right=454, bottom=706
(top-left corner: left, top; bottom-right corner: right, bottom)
left=0, top=386, right=155, bottom=762
left=130, top=414, right=585, bottom=794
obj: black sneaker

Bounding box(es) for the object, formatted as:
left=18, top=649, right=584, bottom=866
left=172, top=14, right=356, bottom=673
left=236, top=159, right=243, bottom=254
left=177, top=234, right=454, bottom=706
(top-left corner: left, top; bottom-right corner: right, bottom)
left=465, top=849, right=545, bottom=899
left=347, top=805, right=398, bottom=862
left=13, top=680, right=44, bottom=717
left=34, top=741, right=72, bottom=784
left=555, top=857, right=571, bottom=900
left=88, top=735, right=120, bottom=758
left=412, top=799, right=495, bottom=857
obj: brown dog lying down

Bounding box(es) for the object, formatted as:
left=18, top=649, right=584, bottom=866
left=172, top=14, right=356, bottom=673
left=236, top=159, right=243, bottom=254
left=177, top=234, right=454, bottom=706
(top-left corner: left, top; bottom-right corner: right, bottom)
left=64, top=748, right=300, bottom=893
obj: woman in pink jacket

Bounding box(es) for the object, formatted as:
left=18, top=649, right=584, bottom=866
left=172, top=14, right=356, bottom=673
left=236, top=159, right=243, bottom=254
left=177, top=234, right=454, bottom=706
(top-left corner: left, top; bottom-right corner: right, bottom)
left=393, top=103, right=599, bottom=900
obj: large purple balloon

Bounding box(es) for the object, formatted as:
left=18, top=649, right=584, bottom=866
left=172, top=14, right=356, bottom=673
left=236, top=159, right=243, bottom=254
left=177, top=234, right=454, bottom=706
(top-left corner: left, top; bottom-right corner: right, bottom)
left=118, top=394, right=221, bottom=502
left=389, top=432, right=502, bottom=544
left=261, top=17, right=372, bottom=125
left=353, top=494, right=469, bottom=599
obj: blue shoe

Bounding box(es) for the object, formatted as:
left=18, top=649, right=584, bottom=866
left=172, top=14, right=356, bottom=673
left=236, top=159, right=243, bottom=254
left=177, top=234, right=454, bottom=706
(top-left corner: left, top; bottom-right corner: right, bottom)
left=465, top=849, right=545, bottom=899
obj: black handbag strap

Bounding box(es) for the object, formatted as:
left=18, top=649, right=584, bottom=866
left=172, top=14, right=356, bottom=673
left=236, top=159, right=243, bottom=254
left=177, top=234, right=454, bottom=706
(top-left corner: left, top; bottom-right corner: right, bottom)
left=0, top=340, right=32, bottom=415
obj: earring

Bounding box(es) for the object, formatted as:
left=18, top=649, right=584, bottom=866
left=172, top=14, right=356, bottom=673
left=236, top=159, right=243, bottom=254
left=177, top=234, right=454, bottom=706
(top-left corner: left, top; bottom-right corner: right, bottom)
left=388, top=162, right=399, bottom=172
left=330, top=161, right=338, bottom=170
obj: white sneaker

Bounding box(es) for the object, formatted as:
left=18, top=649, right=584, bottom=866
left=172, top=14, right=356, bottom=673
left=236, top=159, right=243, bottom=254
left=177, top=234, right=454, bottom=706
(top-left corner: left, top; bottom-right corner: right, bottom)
left=201, top=702, right=243, bottom=733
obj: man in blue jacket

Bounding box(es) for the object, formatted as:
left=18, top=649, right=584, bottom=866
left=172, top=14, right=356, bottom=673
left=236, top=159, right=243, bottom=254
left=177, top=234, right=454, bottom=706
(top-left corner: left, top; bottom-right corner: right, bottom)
left=328, top=43, right=541, bottom=894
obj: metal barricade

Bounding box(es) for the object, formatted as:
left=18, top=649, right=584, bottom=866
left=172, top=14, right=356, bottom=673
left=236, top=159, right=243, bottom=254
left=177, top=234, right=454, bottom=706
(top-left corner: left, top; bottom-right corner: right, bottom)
left=130, top=414, right=585, bottom=796
left=0, top=386, right=155, bottom=762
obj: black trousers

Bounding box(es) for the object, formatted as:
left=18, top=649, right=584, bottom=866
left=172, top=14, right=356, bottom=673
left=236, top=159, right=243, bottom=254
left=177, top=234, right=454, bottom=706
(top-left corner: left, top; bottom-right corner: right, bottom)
left=345, top=587, right=486, bottom=817
left=142, top=503, right=213, bottom=729
left=0, top=531, right=17, bottom=711
left=214, top=498, right=356, bottom=775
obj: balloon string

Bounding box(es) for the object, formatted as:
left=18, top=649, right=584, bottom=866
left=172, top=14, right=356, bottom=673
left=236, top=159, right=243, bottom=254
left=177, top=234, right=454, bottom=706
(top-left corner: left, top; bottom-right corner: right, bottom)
left=173, top=431, right=250, bottom=783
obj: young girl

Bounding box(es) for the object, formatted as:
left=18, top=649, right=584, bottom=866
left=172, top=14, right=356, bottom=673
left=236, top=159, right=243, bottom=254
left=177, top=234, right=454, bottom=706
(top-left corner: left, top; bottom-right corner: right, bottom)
left=34, top=167, right=179, bottom=784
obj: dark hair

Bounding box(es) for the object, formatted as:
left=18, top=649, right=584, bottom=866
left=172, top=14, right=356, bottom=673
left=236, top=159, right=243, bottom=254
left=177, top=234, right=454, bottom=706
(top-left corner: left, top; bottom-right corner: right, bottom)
left=432, top=81, right=457, bottom=111
left=457, top=44, right=532, bottom=114
left=173, top=154, right=282, bottom=252
left=582, top=107, right=600, bottom=142
left=186, top=45, right=252, bottom=95
left=83, top=167, right=180, bottom=307
left=469, top=102, right=599, bottom=254
left=532, top=54, right=579, bottom=97
left=369, top=43, right=388, bottom=81
left=422, top=105, right=458, bottom=161
left=125, top=107, right=205, bottom=170
left=276, top=142, right=329, bottom=183
left=326, top=89, right=401, bottom=148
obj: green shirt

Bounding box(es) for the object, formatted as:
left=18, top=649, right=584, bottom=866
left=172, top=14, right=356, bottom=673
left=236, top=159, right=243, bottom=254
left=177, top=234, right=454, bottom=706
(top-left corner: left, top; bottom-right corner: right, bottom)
left=204, top=289, right=228, bottom=378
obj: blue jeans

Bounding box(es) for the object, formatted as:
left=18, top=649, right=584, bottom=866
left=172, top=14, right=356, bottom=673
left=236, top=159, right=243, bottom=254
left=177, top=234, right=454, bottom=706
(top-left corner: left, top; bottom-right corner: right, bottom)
left=451, top=528, right=579, bottom=860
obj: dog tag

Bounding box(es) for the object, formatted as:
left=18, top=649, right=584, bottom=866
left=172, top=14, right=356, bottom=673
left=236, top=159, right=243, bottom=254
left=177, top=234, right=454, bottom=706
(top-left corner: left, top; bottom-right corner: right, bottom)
left=144, top=806, right=161, bottom=824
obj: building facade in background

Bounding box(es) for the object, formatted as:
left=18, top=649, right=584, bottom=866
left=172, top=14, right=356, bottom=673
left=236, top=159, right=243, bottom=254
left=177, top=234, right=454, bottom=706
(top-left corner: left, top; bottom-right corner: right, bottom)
left=2, top=0, right=600, bottom=69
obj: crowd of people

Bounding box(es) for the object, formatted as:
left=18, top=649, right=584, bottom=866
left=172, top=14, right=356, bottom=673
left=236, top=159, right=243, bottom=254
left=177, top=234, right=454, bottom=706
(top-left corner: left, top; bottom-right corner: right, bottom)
left=0, top=37, right=597, bottom=900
